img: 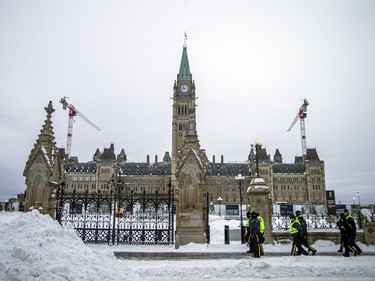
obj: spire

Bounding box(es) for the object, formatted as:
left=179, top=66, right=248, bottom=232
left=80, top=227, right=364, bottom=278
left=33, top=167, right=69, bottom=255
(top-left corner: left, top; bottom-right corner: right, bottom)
left=35, top=101, right=56, bottom=159
left=117, top=148, right=127, bottom=162
left=24, top=101, right=57, bottom=172
left=274, top=148, right=283, bottom=163
left=178, top=44, right=191, bottom=81
left=163, top=151, right=171, bottom=163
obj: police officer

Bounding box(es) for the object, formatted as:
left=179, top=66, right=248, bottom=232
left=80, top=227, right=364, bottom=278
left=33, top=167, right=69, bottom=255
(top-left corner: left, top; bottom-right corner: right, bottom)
left=249, top=211, right=261, bottom=258
left=337, top=212, right=346, bottom=252
left=289, top=214, right=308, bottom=256
left=296, top=210, right=317, bottom=255
left=256, top=212, right=265, bottom=255
left=343, top=209, right=362, bottom=257
left=245, top=211, right=253, bottom=253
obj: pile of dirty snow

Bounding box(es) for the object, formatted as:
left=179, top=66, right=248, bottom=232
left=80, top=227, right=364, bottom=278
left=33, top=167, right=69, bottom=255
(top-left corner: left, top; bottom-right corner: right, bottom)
left=0, top=210, right=133, bottom=281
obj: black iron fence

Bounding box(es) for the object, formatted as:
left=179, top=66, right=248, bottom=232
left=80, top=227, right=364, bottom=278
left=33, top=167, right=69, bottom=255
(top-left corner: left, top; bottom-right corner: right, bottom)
left=55, top=181, right=175, bottom=245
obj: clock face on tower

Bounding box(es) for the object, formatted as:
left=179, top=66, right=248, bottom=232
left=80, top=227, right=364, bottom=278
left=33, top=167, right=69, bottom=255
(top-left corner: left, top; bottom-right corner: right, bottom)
left=180, top=84, right=189, bottom=93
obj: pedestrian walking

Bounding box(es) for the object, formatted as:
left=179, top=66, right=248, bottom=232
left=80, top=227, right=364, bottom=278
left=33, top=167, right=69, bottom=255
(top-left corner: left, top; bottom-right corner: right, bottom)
left=289, top=214, right=308, bottom=256
left=295, top=210, right=316, bottom=255
left=337, top=212, right=345, bottom=252
left=343, top=209, right=362, bottom=257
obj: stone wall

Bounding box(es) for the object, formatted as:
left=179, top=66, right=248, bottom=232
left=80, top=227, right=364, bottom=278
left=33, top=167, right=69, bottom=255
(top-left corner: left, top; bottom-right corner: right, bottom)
left=227, top=229, right=367, bottom=245
left=271, top=231, right=366, bottom=245
left=361, top=217, right=375, bottom=245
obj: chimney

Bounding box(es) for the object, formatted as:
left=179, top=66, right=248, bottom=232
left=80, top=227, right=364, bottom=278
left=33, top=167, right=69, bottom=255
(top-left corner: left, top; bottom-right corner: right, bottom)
left=146, top=155, right=150, bottom=166
left=212, top=155, right=215, bottom=164
left=155, top=155, right=158, bottom=165
left=221, top=155, right=224, bottom=165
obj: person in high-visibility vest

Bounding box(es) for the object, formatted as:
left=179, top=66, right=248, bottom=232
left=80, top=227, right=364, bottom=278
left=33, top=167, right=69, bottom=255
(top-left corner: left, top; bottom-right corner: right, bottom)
left=256, top=212, right=265, bottom=255
left=337, top=212, right=346, bottom=253
left=295, top=210, right=316, bottom=255
left=289, top=214, right=308, bottom=256
left=249, top=212, right=261, bottom=258
left=245, top=211, right=253, bottom=253
left=343, top=209, right=362, bottom=257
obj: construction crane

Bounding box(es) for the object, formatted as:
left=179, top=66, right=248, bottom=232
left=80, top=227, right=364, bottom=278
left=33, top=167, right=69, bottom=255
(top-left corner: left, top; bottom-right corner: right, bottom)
left=60, top=97, right=100, bottom=157
left=287, top=99, right=309, bottom=156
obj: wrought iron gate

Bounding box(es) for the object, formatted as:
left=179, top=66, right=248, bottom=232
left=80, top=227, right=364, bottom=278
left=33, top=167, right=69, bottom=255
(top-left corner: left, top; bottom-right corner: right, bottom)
left=55, top=183, right=175, bottom=245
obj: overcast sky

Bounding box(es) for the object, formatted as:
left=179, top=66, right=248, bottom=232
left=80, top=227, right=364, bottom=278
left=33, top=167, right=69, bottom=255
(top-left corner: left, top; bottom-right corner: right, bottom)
left=1, top=0, right=374, bottom=204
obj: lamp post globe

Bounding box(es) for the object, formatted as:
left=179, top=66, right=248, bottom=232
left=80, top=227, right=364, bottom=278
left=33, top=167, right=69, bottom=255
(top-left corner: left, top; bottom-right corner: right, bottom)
left=217, top=196, right=223, bottom=217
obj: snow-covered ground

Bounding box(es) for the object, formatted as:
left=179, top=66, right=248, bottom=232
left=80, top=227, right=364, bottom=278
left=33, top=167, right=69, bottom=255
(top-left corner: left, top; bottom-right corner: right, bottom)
left=1, top=210, right=375, bottom=281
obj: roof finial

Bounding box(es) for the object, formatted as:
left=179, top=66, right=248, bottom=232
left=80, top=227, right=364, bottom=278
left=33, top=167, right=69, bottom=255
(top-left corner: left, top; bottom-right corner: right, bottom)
left=184, top=31, right=188, bottom=46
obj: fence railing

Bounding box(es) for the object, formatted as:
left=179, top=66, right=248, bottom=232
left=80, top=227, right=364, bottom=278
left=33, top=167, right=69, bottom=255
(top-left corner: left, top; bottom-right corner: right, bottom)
left=55, top=181, right=175, bottom=245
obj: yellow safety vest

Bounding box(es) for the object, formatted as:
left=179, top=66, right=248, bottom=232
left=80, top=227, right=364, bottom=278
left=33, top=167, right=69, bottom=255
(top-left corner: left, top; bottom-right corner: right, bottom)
left=257, top=216, right=265, bottom=234
left=290, top=220, right=300, bottom=235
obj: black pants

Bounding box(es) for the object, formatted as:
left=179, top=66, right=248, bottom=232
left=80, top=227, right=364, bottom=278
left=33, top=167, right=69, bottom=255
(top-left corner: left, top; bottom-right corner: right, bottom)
left=344, top=235, right=362, bottom=256
left=246, top=232, right=254, bottom=252
left=300, top=233, right=316, bottom=253
left=250, top=234, right=262, bottom=257
left=338, top=232, right=345, bottom=251
left=291, top=235, right=308, bottom=256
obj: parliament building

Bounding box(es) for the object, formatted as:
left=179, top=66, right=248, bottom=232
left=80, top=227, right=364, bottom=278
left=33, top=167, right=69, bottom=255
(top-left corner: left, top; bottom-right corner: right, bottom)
left=23, top=43, right=327, bottom=219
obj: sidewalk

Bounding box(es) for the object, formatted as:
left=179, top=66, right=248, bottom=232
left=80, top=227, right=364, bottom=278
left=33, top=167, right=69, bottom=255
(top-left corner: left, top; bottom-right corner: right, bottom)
left=114, top=251, right=375, bottom=260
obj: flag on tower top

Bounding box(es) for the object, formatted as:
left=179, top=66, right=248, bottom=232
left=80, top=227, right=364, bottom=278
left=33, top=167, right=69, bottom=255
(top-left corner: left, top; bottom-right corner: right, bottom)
left=184, top=32, right=187, bottom=45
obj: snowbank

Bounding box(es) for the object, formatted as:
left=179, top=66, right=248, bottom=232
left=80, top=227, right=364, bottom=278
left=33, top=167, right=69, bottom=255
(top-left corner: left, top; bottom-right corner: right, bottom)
left=0, top=210, right=133, bottom=281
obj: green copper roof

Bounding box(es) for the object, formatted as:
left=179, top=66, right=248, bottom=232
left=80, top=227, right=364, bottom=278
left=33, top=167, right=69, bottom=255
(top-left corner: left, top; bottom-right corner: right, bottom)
left=118, top=148, right=126, bottom=156
left=178, top=45, right=191, bottom=80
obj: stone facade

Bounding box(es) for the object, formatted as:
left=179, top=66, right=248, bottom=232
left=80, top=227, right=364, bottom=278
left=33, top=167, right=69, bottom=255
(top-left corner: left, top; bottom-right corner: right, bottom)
left=248, top=146, right=326, bottom=205
left=23, top=101, right=64, bottom=217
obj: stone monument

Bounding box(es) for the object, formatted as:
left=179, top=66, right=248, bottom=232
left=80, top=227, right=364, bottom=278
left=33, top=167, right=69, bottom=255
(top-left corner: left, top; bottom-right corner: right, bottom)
left=246, top=177, right=274, bottom=244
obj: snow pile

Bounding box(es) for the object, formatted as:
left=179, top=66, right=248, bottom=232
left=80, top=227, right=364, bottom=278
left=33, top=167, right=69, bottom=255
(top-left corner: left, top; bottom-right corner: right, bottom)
left=0, top=210, right=133, bottom=281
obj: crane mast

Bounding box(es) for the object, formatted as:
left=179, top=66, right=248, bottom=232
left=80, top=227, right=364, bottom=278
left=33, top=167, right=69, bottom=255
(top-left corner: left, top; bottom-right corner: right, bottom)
left=287, top=99, right=309, bottom=156
left=60, top=97, right=100, bottom=157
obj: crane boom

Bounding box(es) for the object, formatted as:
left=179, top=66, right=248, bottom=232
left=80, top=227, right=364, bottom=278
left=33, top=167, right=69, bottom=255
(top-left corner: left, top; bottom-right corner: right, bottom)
left=75, top=110, right=100, bottom=131
left=60, top=97, right=100, bottom=157
left=287, top=114, right=299, bottom=132
left=287, top=99, right=309, bottom=155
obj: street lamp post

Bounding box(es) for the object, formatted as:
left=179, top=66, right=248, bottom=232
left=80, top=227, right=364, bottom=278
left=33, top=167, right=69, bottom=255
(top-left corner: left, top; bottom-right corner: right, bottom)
left=55, top=180, right=65, bottom=223
left=252, top=139, right=262, bottom=177
left=356, top=191, right=361, bottom=205
left=108, top=175, right=124, bottom=244
left=235, top=173, right=245, bottom=244
left=217, top=196, right=222, bottom=217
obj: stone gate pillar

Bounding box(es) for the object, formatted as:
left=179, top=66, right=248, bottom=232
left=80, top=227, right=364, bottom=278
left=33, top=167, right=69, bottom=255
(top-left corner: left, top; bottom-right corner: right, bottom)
left=361, top=211, right=375, bottom=245
left=175, top=149, right=207, bottom=245
left=246, top=177, right=274, bottom=244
